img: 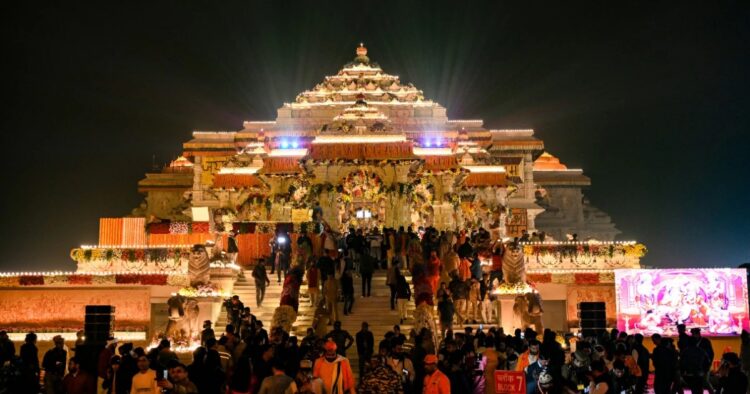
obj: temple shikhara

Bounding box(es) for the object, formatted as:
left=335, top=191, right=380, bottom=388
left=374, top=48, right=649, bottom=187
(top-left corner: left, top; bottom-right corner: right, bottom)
left=1, top=45, right=653, bottom=356
left=138, top=44, right=619, bottom=242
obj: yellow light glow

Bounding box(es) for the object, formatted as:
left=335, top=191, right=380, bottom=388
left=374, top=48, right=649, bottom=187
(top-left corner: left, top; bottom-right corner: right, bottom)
left=413, top=148, right=453, bottom=156
left=462, top=165, right=506, bottom=173
left=8, top=331, right=147, bottom=342
left=312, top=135, right=407, bottom=144
left=267, top=149, right=308, bottom=157
left=217, top=167, right=261, bottom=174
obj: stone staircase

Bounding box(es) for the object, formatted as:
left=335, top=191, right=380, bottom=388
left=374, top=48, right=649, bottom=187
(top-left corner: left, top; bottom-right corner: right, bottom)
left=214, top=268, right=418, bottom=376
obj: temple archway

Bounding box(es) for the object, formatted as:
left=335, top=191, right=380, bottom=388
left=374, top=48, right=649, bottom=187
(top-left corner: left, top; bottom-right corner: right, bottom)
left=336, top=169, right=386, bottom=231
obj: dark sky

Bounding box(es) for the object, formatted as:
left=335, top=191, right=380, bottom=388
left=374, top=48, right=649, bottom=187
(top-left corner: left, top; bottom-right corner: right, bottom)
left=3, top=2, right=749, bottom=271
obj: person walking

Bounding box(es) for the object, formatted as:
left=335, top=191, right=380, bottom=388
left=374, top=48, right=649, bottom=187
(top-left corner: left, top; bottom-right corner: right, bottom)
left=680, top=336, right=709, bottom=394
left=342, top=265, right=355, bottom=315
left=226, top=231, right=239, bottom=264
left=396, top=270, right=412, bottom=324
left=356, top=322, right=375, bottom=383
left=358, top=355, right=403, bottom=394
left=42, top=335, right=67, bottom=394
left=651, top=334, right=677, bottom=394
left=360, top=248, right=374, bottom=297
left=422, top=354, right=450, bottom=394
left=437, top=295, right=455, bottom=337
left=387, top=262, right=400, bottom=310
left=20, top=332, right=40, bottom=393
left=306, top=261, right=321, bottom=307
left=313, top=340, right=356, bottom=394
left=324, top=321, right=355, bottom=358
left=252, top=260, right=271, bottom=307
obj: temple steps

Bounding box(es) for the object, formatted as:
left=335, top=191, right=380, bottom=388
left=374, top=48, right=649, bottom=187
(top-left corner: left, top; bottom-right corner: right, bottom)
left=213, top=269, right=420, bottom=376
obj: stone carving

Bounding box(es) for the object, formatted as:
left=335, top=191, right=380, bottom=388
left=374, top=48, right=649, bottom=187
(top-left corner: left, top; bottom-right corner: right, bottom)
left=188, top=244, right=211, bottom=286
left=513, top=292, right=544, bottom=333
left=502, top=244, right=526, bottom=284
left=164, top=294, right=200, bottom=342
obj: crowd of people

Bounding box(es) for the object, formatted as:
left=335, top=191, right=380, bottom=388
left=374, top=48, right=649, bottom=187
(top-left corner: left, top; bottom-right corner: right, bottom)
left=5, top=223, right=750, bottom=393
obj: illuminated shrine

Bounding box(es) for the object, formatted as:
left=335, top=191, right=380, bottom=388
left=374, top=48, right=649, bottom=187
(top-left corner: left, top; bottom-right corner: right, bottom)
left=0, top=44, right=649, bottom=343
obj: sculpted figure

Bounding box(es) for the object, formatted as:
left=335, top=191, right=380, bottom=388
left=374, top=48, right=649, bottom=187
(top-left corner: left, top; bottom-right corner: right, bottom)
left=165, top=294, right=200, bottom=342
left=513, top=292, right=544, bottom=333
left=502, top=243, right=526, bottom=284
left=188, top=244, right=210, bottom=286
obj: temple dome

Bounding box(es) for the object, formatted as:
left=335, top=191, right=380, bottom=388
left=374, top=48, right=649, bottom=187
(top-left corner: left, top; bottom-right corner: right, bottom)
left=534, top=151, right=568, bottom=170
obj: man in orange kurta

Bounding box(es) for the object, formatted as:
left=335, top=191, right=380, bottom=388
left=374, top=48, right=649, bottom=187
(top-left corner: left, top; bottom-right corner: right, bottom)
left=423, top=354, right=450, bottom=394
left=313, top=340, right=355, bottom=394
left=516, top=340, right=540, bottom=372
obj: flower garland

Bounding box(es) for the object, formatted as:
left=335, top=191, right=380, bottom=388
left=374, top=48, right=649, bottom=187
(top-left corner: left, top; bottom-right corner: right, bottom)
left=0, top=274, right=189, bottom=288
left=178, top=282, right=227, bottom=298
left=526, top=272, right=616, bottom=285
left=271, top=305, right=298, bottom=332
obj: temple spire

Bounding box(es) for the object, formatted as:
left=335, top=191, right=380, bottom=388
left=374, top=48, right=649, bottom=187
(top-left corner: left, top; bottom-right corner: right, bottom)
left=355, top=42, right=370, bottom=64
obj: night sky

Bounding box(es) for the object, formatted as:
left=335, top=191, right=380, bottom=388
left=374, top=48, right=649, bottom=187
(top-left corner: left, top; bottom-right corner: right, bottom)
left=3, top=2, right=749, bottom=271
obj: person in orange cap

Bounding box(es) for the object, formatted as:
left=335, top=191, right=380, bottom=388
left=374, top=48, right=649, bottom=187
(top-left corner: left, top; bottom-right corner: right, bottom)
left=313, top=339, right=355, bottom=393
left=423, top=354, right=450, bottom=394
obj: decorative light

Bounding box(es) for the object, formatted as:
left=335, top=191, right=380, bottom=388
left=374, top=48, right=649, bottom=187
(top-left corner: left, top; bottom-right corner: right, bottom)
left=355, top=209, right=372, bottom=219
left=267, top=149, right=307, bottom=157
left=462, top=165, right=506, bottom=173
left=280, top=140, right=289, bottom=149
left=291, top=141, right=299, bottom=149
left=425, top=140, right=432, bottom=148
left=218, top=167, right=260, bottom=175
left=413, top=147, right=453, bottom=156
left=312, top=135, right=406, bottom=144
left=519, top=240, right=637, bottom=246
left=7, top=331, right=147, bottom=342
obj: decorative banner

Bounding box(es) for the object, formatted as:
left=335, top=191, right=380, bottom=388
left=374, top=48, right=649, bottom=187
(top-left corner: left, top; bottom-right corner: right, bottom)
left=147, top=233, right=213, bottom=246
left=99, top=218, right=124, bottom=245
left=615, top=269, right=750, bottom=336
left=494, top=370, right=526, bottom=394
left=0, top=288, right=151, bottom=331
left=505, top=208, right=527, bottom=238
left=262, top=157, right=302, bottom=174
left=122, top=217, right=147, bottom=246
left=236, top=233, right=273, bottom=265
left=307, top=141, right=414, bottom=160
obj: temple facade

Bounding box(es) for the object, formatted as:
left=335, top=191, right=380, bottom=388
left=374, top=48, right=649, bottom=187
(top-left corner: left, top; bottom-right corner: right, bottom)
left=136, top=44, right=619, bottom=241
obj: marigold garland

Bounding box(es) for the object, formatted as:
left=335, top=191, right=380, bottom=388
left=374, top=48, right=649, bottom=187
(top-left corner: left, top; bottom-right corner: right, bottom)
left=19, top=276, right=45, bottom=286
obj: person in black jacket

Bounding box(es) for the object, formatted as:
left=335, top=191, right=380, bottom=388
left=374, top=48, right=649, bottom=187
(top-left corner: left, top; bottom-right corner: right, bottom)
left=680, top=336, right=709, bottom=394
left=631, top=334, right=650, bottom=394
left=692, top=327, right=715, bottom=393
left=716, top=352, right=748, bottom=394
left=19, top=332, right=39, bottom=393
left=42, top=335, right=67, bottom=394
left=651, top=334, right=677, bottom=394
left=342, top=265, right=355, bottom=315
left=356, top=322, right=374, bottom=383
left=396, top=271, right=412, bottom=324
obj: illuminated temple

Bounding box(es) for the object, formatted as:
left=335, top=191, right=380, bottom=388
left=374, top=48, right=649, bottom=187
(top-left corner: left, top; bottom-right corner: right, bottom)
left=0, top=45, right=647, bottom=345
left=138, top=44, right=620, bottom=242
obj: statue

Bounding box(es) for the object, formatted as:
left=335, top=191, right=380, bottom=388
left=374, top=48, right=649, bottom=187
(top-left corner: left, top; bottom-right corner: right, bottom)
left=513, top=292, right=544, bottom=333
left=164, top=294, right=200, bottom=342
left=502, top=243, right=526, bottom=284
left=188, top=244, right=210, bottom=286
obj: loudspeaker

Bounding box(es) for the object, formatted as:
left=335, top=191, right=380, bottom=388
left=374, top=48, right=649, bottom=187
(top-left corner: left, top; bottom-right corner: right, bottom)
left=578, top=302, right=606, bottom=336
left=84, top=305, right=115, bottom=345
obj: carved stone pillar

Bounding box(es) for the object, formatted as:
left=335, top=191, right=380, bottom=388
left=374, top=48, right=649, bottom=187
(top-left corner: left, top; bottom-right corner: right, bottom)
left=319, top=190, right=339, bottom=229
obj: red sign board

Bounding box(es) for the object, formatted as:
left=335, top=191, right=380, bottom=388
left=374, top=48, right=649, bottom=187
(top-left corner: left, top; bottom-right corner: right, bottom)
left=494, top=370, right=525, bottom=394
